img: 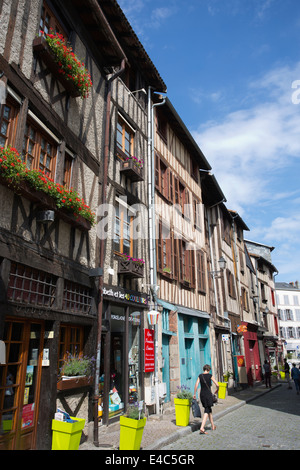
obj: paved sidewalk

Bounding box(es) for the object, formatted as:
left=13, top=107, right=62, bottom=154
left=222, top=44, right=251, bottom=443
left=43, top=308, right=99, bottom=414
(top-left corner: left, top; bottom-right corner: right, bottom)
left=79, top=381, right=282, bottom=451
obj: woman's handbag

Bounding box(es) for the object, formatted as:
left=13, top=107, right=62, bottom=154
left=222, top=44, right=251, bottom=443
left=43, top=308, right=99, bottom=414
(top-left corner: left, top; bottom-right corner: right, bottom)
left=192, top=398, right=201, bottom=418
left=202, top=374, right=218, bottom=404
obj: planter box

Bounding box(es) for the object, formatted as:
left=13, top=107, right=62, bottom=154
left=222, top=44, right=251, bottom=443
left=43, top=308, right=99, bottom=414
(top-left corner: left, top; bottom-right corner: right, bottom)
left=33, top=36, right=81, bottom=98
left=57, top=208, right=92, bottom=231
left=120, top=159, right=144, bottom=182
left=119, top=416, right=146, bottom=450
left=57, top=376, right=93, bottom=391
left=0, top=176, right=91, bottom=231
left=52, top=417, right=85, bottom=450
left=174, top=398, right=191, bottom=426
left=118, top=258, right=144, bottom=278
left=218, top=382, right=227, bottom=399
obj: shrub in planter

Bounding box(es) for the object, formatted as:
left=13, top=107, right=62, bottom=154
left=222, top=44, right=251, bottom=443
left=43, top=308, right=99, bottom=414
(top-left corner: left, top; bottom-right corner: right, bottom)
left=174, top=385, right=193, bottom=427
left=119, top=403, right=146, bottom=450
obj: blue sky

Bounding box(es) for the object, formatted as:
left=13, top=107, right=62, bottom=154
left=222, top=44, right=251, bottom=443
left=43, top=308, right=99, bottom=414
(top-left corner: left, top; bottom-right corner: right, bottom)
left=118, top=0, right=300, bottom=283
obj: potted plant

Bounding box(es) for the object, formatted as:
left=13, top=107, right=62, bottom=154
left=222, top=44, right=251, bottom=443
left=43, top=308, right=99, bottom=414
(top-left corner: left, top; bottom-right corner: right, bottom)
left=119, top=403, right=146, bottom=450
left=117, top=253, right=145, bottom=278
left=120, top=155, right=144, bottom=181
left=57, top=353, right=95, bottom=391
left=174, top=385, right=193, bottom=426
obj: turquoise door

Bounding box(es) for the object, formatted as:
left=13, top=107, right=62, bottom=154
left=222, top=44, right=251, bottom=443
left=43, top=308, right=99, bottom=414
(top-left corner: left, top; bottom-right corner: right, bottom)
left=162, top=334, right=170, bottom=401
left=184, top=338, right=194, bottom=391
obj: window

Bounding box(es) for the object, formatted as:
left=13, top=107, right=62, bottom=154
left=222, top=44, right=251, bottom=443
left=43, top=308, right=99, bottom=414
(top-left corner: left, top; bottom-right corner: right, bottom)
left=196, top=250, right=206, bottom=293
left=63, top=280, right=93, bottom=314
left=58, top=324, right=84, bottom=372
left=193, top=198, right=202, bottom=230
left=239, top=249, right=245, bottom=274
left=116, top=117, right=134, bottom=159
left=22, top=119, right=57, bottom=178
left=113, top=199, right=135, bottom=257
left=222, top=216, right=231, bottom=245
left=155, top=154, right=169, bottom=200
left=285, top=309, right=294, bottom=321
left=179, top=240, right=195, bottom=287
left=287, top=327, right=295, bottom=338
left=241, top=287, right=249, bottom=312
left=39, top=1, right=68, bottom=38
left=63, top=149, right=74, bottom=189
left=226, top=269, right=236, bottom=299
left=157, top=221, right=172, bottom=275
left=293, top=296, right=299, bottom=306
left=156, top=108, right=167, bottom=142
left=7, top=262, right=56, bottom=307
left=0, top=96, right=19, bottom=147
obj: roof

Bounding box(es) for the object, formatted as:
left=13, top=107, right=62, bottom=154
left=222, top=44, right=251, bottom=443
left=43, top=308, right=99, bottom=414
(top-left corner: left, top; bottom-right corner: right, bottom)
left=228, top=210, right=250, bottom=231
left=70, top=0, right=167, bottom=91
left=201, top=173, right=227, bottom=207
left=162, top=98, right=211, bottom=171
left=275, top=282, right=300, bottom=291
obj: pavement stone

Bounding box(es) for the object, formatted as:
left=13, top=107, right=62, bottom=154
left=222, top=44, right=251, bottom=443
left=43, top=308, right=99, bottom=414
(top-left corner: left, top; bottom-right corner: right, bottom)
left=79, top=379, right=283, bottom=451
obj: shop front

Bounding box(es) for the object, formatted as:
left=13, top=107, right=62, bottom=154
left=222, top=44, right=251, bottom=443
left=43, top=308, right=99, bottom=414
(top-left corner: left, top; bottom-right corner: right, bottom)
left=242, top=322, right=261, bottom=385
left=100, top=285, right=148, bottom=424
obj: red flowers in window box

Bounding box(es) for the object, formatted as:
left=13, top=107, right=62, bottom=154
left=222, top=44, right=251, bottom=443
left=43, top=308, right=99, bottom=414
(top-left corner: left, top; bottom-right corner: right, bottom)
left=33, top=30, right=92, bottom=99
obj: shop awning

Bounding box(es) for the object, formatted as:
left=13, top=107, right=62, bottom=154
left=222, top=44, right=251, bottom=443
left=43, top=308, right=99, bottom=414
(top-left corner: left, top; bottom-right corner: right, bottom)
left=175, top=305, right=210, bottom=319
left=157, top=299, right=178, bottom=311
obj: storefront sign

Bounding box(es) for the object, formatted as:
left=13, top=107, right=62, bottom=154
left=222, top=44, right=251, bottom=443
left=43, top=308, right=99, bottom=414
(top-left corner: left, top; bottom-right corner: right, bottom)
left=144, top=329, right=155, bottom=372
left=103, top=285, right=148, bottom=306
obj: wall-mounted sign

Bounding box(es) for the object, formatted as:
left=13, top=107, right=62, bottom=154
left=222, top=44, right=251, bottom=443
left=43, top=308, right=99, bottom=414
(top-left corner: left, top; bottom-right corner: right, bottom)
left=236, top=355, right=245, bottom=367
left=103, top=285, right=148, bottom=306
left=237, top=324, right=247, bottom=333
left=144, top=329, right=155, bottom=373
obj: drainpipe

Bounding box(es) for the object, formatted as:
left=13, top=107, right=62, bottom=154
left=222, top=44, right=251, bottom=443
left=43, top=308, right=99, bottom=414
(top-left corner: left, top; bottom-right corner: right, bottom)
left=148, top=89, right=166, bottom=414
left=94, top=58, right=126, bottom=447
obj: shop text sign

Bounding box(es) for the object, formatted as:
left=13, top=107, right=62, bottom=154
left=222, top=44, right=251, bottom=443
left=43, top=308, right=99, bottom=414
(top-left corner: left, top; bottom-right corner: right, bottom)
left=103, top=285, right=148, bottom=306
left=144, top=329, right=155, bottom=373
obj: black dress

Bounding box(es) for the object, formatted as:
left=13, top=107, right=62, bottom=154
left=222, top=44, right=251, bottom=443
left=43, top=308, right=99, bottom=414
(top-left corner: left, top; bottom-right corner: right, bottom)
left=199, top=373, right=214, bottom=414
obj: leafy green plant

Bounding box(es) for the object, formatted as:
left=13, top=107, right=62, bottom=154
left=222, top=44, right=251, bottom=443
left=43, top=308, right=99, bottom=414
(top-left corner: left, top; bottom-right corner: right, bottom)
left=176, top=385, right=193, bottom=404
left=61, top=353, right=95, bottom=377
left=125, top=403, right=144, bottom=420
left=40, top=30, right=92, bottom=99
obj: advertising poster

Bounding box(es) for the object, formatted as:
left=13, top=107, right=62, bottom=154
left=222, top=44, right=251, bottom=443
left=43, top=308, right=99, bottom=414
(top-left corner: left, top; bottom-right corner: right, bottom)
left=144, top=329, right=155, bottom=372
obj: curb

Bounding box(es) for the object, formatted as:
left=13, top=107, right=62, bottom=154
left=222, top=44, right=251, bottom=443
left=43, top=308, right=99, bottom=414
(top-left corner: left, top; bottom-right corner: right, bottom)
left=144, top=384, right=281, bottom=450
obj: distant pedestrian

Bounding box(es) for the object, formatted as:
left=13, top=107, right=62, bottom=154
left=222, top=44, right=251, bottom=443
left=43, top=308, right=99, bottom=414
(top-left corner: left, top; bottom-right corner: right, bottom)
left=193, top=364, right=219, bottom=434
left=284, top=359, right=292, bottom=389
left=263, top=360, right=271, bottom=388
left=291, top=363, right=300, bottom=395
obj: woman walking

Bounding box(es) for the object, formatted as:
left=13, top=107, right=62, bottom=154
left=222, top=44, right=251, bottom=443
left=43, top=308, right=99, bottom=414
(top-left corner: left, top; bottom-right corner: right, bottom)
left=193, top=364, right=219, bottom=434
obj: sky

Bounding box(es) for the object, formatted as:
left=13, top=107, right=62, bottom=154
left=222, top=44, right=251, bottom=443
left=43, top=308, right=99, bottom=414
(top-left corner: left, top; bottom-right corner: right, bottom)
left=117, top=0, right=300, bottom=283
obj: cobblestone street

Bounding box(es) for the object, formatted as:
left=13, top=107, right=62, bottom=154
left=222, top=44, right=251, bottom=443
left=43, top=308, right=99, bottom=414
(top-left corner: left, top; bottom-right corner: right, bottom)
left=161, top=384, right=300, bottom=451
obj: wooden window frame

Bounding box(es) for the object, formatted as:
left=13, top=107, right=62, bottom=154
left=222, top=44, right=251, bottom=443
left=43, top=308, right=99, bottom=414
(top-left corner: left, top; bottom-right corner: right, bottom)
left=157, top=220, right=172, bottom=277
left=58, top=324, right=84, bottom=373
left=113, top=201, right=135, bottom=258
left=196, top=250, right=206, bottom=294
left=116, top=117, right=134, bottom=159
left=226, top=269, right=236, bottom=299
left=39, top=1, right=68, bottom=39
left=22, top=118, right=57, bottom=179
left=63, top=280, right=92, bottom=314
left=0, top=95, right=19, bottom=148
left=179, top=239, right=195, bottom=288
left=193, top=197, right=202, bottom=230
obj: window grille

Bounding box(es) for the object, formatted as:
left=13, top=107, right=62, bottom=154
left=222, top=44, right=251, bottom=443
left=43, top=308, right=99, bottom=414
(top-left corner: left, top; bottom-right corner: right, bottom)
left=63, top=281, right=92, bottom=314
left=7, top=262, right=56, bottom=306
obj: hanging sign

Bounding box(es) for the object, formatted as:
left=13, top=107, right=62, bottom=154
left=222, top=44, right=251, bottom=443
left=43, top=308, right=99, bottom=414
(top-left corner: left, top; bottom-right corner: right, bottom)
left=144, top=329, right=155, bottom=372
left=237, top=324, right=247, bottom=333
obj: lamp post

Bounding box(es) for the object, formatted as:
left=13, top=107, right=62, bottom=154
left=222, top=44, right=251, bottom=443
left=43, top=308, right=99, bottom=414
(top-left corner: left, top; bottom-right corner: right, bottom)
left=209, top=256, right=227, bottom=278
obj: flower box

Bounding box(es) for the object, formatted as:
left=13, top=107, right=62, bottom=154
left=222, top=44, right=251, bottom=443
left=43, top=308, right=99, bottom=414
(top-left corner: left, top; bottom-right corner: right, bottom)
left=57, top=208, right=92, bottom=231
left=33, top=36, right=81, bottom=98
left=57, top=376, right=93, bottom=391
left=120, top=158, right=144, bottom=182
left=118, top=258, right=144, bottom=278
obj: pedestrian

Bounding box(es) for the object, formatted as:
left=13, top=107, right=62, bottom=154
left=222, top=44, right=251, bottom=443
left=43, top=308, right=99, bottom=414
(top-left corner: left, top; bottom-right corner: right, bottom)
left=263, top=359, right=271, bottom=388
left=291, top=363, right=300, bottom=395
left=284, top=358, right=292, bottom=389
left=193, top=364, right=219, bottom=434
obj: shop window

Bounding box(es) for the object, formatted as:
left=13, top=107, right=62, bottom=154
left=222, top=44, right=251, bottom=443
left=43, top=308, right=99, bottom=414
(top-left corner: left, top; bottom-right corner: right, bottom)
left=63, top=280, right=93, bottom=314
left=22, top=119, right=57, bottom=179
left=0, top=95, right=19, bottom=148
left=7, top=262, right=57, bottom=307
left=58, top=324, right=84, bottom=373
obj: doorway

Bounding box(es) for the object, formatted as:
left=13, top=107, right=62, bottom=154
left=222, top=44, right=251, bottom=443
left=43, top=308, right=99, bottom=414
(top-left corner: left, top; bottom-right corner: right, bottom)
left=0, top=318, right=44, bottom=450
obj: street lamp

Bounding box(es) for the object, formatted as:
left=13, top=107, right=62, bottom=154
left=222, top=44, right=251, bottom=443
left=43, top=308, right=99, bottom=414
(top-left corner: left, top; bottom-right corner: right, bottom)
left=209, top=256, right=227, bottom=278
